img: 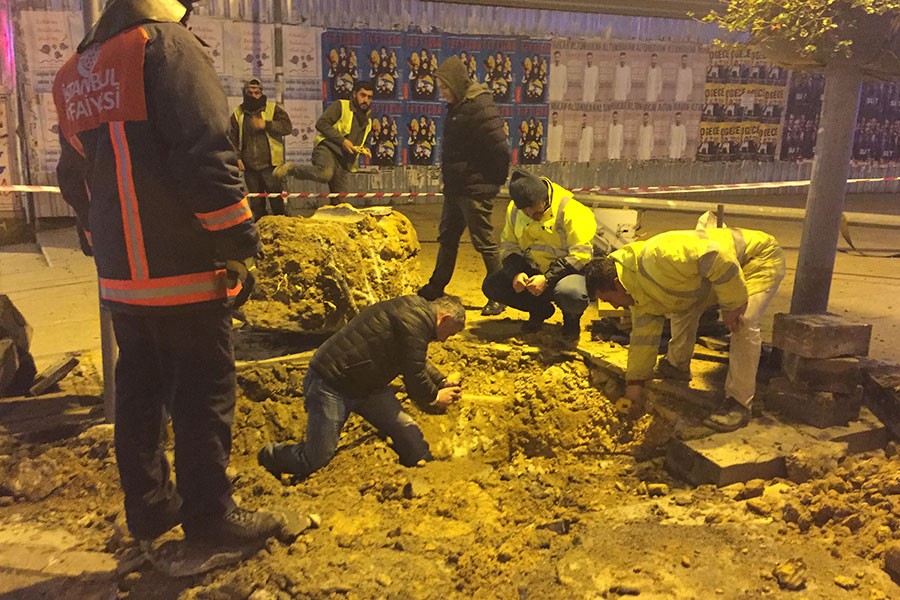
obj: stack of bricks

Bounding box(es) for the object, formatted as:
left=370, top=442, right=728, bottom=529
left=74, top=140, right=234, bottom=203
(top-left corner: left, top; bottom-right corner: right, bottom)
left=766, top=313, right=873, bottom=428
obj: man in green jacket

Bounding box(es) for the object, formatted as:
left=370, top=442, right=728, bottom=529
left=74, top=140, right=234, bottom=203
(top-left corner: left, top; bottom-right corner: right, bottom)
left=585, top=225, right=785, bottom=432
left=275, top=80, right=374, bottom=200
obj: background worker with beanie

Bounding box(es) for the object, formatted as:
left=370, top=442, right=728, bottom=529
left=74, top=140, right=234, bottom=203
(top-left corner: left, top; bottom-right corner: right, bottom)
left=483, top=171, right=596, bottom=339
left=417, top=56, right=511, bottom=316
left=229, top=78, right=293, bottom=221
left=275, top=80, right=374, bottom=200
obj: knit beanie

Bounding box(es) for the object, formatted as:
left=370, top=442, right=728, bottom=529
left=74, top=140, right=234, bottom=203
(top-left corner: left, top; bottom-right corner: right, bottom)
left=508, top=170, right=547, bottom=210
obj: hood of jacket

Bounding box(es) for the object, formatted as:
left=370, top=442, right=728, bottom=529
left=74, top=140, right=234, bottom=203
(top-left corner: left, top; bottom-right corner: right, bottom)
left=78, top=0, right=187, bottom=52
left=435, top=56, right=489, bottom=104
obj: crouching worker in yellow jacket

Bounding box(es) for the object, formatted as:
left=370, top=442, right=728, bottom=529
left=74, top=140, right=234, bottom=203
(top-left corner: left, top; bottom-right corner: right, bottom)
left=483, top=170, right=597, bottom=340
left=584, top=224, right=785, bottom=432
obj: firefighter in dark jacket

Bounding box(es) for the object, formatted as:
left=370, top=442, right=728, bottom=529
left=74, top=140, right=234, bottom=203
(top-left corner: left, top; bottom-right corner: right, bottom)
left=417, top=56, right=512, bottom=317
left=52, top=0, right=281, bottom=546
left=274, top=80, right=374, bottom=199
left=257, top=295, right=466, bottom=480
left=229, top=78, right=293, bottom=221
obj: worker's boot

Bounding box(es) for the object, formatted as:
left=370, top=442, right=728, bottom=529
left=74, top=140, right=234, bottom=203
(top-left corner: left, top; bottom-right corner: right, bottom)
left=417, top=283, right=444, bottom=301
left=703, top=397, right=751, bottom=432
left=481, top=300, right=505, bottom=316
left=654, top=358, right=692, bottom=381
left=184, top=506, right=284, bottom=547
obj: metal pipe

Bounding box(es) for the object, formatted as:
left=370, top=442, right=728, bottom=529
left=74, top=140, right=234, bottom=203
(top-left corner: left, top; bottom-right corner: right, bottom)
left=570, top=192, right=900, bottom=230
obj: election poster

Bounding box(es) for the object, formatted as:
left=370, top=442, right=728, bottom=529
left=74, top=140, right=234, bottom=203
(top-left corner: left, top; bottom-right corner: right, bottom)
left=404, top=33, right=442, bottom=102
left=366, top=101, right=403, bottom=167
left=322, top=30, right=362, bottom=102
left=361, top=31, right=403, bottom=102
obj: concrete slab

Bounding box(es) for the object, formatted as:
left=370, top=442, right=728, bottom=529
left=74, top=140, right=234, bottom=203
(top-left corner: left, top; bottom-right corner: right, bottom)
left=0, top=522, right=116, bottom=595
left=773, top=312, right=872, bottom=359
left=665, top=408, right=887, bottom=487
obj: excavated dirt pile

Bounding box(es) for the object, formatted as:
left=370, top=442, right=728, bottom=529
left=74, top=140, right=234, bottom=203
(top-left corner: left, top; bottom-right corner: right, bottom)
left=241, top=206, right=422, bottom=332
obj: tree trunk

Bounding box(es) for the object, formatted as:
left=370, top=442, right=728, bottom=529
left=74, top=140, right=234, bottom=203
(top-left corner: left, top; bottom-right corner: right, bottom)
left=789, top=61, right=863, bottom=314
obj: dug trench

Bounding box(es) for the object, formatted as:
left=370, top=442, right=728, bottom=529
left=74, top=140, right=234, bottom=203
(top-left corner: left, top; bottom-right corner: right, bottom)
left=1, top=207, right=899, bottom=598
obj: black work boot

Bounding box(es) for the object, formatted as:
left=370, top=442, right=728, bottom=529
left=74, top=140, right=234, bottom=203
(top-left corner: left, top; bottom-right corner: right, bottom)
left=257, top=443, right=307, bottom=479
left=417, top=284, right=443, bottom=301
left=185, top=506, right=284, bottom=547
left=481, top=300, right=505, bottom=316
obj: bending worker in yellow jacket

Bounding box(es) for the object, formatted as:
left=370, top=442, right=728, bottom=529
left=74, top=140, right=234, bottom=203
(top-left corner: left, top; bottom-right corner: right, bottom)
left=584, top=224, right=785, bottom=431
left=483, top=170, right=597, bottom=339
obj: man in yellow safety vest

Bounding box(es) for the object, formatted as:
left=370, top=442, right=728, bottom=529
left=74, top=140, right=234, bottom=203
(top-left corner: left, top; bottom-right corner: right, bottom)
left=274, top=80, right=373, bottom=202
left=229, top=78, right=293, bottom=220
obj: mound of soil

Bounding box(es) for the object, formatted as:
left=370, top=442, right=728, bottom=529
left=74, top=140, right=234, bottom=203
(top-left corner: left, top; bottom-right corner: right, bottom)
left=242, top=206, right=422, bottom=333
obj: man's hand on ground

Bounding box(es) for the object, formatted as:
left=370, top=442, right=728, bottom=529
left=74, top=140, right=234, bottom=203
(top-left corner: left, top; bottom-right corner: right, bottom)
left=434, top=385, right=462, bottom=409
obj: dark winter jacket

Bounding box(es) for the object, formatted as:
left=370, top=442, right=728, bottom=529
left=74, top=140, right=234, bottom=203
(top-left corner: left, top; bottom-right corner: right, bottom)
left=309, top=296, right=447, bottom=409
left=53, top=0, right=258, bottom=314
left=436, top=56, right=511, bottom=199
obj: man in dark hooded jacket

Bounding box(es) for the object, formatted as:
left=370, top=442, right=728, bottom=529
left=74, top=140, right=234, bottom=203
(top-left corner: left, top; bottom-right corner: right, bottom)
left=52, top=0, right=282, bottom=547
left=418, top=56, right=511, bottom=316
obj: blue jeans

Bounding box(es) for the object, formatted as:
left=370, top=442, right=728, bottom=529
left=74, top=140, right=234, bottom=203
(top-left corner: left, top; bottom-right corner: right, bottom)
left=281, top=369, right=431, bottom=478
left=482, top=268, right=589, bottom=321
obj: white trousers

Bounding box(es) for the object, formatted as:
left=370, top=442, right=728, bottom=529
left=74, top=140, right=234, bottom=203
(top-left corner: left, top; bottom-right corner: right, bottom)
left=665, top=284, right=781, bottom=408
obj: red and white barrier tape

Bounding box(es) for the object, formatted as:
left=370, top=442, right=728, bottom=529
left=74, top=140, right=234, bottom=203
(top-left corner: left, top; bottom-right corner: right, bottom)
left=4, top=176, right=899, bottom=198
left=243, top=191, right=443, bottom=198
left=570, top=176, right=900, bottom=195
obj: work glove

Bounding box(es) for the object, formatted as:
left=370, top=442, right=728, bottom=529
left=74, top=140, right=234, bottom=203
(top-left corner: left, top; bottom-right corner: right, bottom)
left=273, top=162, right=295, bottom=179
left=225, top=257, right=257, bottom=308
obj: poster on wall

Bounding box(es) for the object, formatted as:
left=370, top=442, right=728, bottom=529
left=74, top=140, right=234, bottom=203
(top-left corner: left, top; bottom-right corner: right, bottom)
left=321, top=30, right=363, bottom=102
left=224, top=21, right=275, bottom=95
left=361, top=31, right=403, bottom=102
left=188, top=16, right=226, bottom=75
left=517, top=39, right=550, bottom=105
left=548, top=38, right=706, bottom=162
left=18, top=11, right=82, bottom=93
left=780, top=71, right=822, bottom=162
left=366, top=102, right=403, bottom=167
left=282, top=25, right=322, bottom=99
left=26, top=93, right=61, bottom=173
left=513, top=104, right=548, bottom=165
left=480, top=37, right=517, bottom=105
left=443, top=34, right=485, bottom=90
left=0, top=97, right=13, bottom=210
left=281, top=98, right=322, bottom=163
left=404, top=33, right=442, bottom=102
left=700, top=45, right=786, bottom=162
left=403, top=102, right=443, bottom=166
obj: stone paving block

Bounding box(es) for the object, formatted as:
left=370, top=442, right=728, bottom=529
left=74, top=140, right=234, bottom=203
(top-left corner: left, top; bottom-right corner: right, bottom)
left=860, top=359, right=900, bottom=441
left=781, top=352, right=861, bottom=394
left=665, top=409, right=886, bottom=487
left=764, top=383, right=862, bottom=429
left=772, top=313, right=872, bottom=359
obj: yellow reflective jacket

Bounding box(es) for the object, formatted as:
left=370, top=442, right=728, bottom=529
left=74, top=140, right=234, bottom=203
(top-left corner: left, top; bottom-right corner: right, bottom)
left=233, top=101, right=285, bottom=167
left=314, top=99, right=372, bottom=172
left=611, top=227, right=784, bottom=382
left=499, top=178, right=596, bottom=286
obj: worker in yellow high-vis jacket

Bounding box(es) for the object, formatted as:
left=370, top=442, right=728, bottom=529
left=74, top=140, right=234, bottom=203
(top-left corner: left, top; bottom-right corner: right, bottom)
left=584, top=223, right=785, bottom=432
left=483, top=170, right=597, bottom=340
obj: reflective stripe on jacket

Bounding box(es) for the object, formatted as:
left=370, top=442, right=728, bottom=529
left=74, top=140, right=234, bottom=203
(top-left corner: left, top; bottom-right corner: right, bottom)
left=500, top=178, right=596, bottom=274
left=314, top=99, right=372, bottom=172
left=612, top=227, right=785, bottom=382
left=53, top=21, right=258, bottom=313
left=233, top=101, right=285, bottom=167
